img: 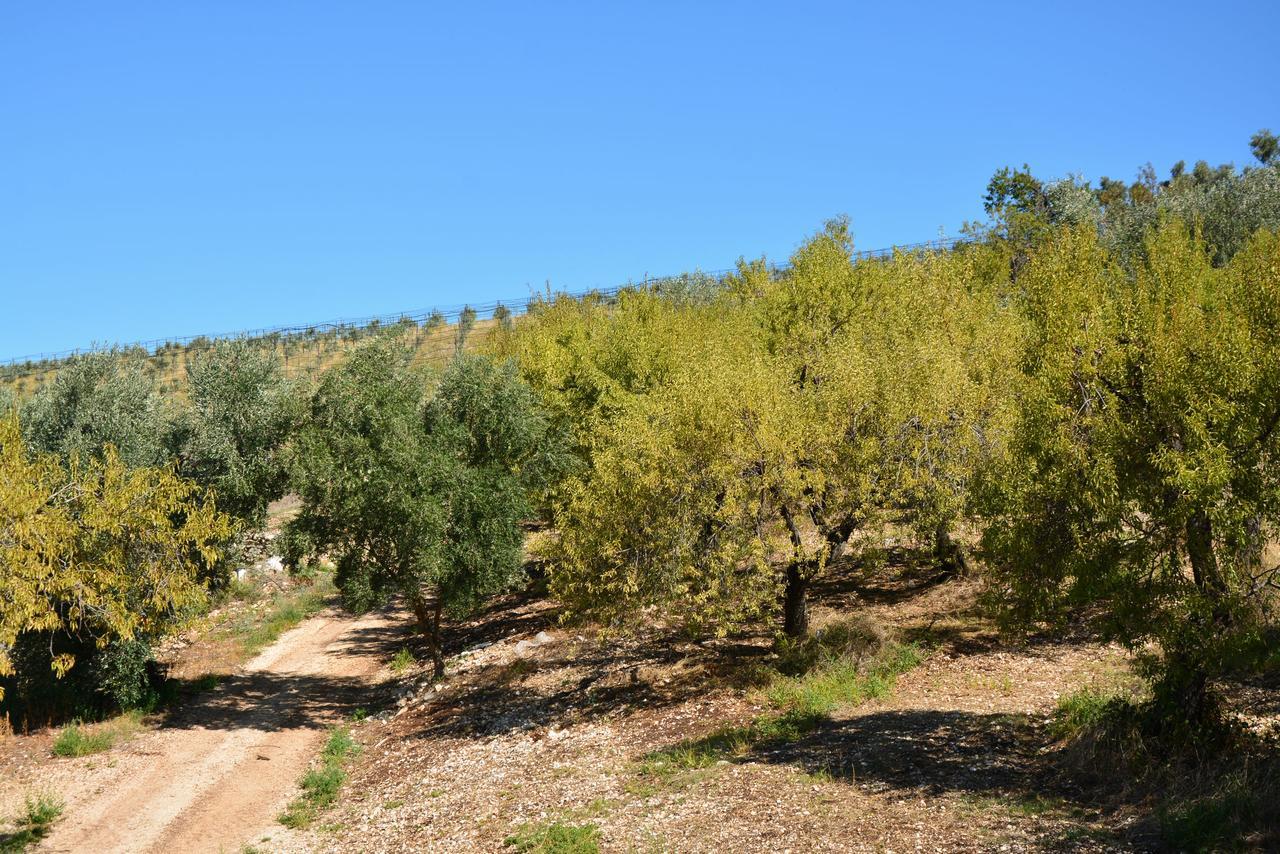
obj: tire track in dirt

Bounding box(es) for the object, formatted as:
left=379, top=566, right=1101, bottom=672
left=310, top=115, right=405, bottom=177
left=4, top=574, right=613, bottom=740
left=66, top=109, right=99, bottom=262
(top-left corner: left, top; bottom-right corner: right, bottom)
left=32, top=605, right=406, bottom=854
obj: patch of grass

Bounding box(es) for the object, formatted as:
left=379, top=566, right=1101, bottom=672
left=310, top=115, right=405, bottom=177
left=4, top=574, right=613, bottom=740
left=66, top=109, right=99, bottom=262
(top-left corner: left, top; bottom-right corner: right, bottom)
left=322, top=726, right=359, bottom=762
left=51, top=723, right=113, bottom=757
left=213, top=576, right=261, bottom=608
left=775, top=615, right=888, bottom=676
left=1049, top=686, right=1128, bottom=741
left=1159, top=770, right=1279, bottom=852
left=50, top=711, right=145, bottom=758
left=960, top=793, right=1070, bottom=818
left=0, top=791, right=64, bottom=852
left=389, top=647, right=417, bottom=673
left=504, top=820, right=600, bottom=853
left=632, top=635, right=925, bottom=794
left=278, top=726, right=362, bottom=829
left=764, top=641, right=922, bottom=716
left=236, top=575, right=334, bottom=658
left=1050, top=683, right=1280, bottom=850
left=634, top=708, right=826, bottom=791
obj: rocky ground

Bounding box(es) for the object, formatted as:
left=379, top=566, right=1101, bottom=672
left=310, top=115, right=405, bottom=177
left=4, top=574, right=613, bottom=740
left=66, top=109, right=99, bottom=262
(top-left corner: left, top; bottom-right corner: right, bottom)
left=267, top=560, right=1182, bottom=853
left=6, top=552, right=1276, bottom=852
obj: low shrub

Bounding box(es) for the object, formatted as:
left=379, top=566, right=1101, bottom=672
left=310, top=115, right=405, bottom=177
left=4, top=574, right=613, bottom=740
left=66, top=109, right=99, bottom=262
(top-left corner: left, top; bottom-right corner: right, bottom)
left=51, top=722, right=114, bottom=757
left=0, top=791, right=64, bottom=852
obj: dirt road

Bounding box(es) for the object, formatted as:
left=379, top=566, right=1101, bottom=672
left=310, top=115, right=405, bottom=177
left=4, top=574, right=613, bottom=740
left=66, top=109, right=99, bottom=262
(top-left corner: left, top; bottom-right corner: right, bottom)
left=3, top=605, right=404, bottom=854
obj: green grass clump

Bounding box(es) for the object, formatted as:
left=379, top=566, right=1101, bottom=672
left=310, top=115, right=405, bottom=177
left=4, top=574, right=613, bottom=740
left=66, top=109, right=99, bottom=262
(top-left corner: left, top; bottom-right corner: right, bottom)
left=765, top=641, right=922, bottom=716
left=51, top=722, right=114, bottom=757
left=234, top=575, right=334, bottom=658
left=632, top=634, right=924, bottom=794
left=1049, top=686, right=1127, bottom=741
left=504, top=821, right=600, bottom=853
left=389, top=647, right=417, bottom=673
left=278, top=726, right=362, bottom=829
left=49, top=711, right=144, bottom=758
left=0, top=792, right=64, bottom=852
left=636, top=708, right=826, bottom=785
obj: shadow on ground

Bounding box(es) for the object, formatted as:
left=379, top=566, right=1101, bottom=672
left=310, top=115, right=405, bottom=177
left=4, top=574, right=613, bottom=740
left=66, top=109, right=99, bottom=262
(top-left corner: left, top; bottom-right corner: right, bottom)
left=155, top=610, right=407, bottom=734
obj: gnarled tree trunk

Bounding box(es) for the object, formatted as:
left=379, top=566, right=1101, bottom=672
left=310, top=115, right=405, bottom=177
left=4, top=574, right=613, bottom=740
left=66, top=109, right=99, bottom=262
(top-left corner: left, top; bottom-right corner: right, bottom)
left=411, top=593, right=446, bottom=678
left=782, top=562, right=809, bottom=639
left=933, top=523, right=969, bottom=576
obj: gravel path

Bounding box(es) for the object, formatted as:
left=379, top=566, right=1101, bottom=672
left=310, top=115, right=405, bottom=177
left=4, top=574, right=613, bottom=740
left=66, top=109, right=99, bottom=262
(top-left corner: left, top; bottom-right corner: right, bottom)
left=0, top=605, right=405, bottom=854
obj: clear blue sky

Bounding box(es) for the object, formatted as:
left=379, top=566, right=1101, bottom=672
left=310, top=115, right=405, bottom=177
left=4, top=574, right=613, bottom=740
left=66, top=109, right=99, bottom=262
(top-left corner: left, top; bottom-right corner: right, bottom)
left=2, top=1, right=1277, bottom=360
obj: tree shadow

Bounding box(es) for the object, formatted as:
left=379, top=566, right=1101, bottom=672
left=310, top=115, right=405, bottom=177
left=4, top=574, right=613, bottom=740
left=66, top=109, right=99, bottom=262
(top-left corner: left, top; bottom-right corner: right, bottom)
left=752, top=709, right=1045, bottom=794
left=738, top=708, right=1149, bottom=850
left=405, top=636, right=705, bottom=741
left=154, top=607, right=409, bottom=733
left=156, top=671, right=385, bottom=733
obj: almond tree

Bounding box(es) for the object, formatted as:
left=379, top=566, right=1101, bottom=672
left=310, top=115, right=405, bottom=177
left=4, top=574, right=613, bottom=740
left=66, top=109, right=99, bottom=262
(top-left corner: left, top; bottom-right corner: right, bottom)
left=0, top=416, right=232, bottom=707
left=981, top=223, right=1280, bottom=722
left=549, top=221, right=1017, bottom=638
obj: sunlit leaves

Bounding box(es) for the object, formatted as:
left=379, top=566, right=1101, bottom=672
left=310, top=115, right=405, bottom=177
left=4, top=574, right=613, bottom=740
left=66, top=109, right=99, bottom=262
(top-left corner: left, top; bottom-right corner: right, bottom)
left=0, top=416, right=232, bottom=697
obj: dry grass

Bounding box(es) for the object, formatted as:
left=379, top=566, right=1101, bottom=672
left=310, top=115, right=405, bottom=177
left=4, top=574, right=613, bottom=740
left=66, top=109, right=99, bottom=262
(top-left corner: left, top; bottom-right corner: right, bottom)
left=1, top=317, right=504, bottom=400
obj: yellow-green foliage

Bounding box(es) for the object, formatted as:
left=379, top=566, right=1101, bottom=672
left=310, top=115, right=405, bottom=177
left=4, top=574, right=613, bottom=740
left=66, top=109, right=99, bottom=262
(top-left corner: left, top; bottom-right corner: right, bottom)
left=983, top=222, right=1280, bottom=704
left=504, top=220, right=1021, bottom=636
left=0, top=415, right=233, bottom=697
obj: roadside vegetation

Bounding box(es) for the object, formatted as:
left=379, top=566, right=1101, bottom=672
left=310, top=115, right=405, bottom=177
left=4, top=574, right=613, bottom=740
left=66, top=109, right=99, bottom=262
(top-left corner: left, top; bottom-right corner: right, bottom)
left=2, top=129, right=1279, bottom=849
left=278, top=726, right=362, bottom=830
left=0, top=792, right=63, bottom=852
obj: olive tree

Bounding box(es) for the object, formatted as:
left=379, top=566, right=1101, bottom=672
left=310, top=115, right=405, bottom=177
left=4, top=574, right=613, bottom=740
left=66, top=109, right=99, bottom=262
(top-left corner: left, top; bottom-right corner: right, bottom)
left=283, top=344, right=565, bottom=675
left=21, top=351, right=168, bottom=468
left=171, top=340, right=298, bottom=530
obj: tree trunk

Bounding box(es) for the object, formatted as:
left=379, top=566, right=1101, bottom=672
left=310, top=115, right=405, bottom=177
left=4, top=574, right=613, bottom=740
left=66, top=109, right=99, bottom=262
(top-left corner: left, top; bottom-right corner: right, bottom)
left=1161, top=510, right=1227, bottom=727
left=1156, top=646, right=1215, bottom=728
left=1185, top=510, right=1219, bottom=594
left=783, top=562, right=809, bottom=638
left=933, top=523, right=969, bottom=576
left=411, top=593, right=446, bottom=679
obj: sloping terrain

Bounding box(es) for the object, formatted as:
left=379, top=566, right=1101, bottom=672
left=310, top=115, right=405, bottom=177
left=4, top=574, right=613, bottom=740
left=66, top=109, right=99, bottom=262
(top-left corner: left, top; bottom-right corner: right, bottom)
left=0, top=604, right=407, bottom=854
left=269, top=562, right=1179, bottom=852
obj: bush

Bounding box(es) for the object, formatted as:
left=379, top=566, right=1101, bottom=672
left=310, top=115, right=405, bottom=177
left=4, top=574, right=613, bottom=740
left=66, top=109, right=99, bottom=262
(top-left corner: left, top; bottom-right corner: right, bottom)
left=1, top=634, right=161, bottom=725
left=86, top=638, right=158, bottom=712
left=1, top=791, right=64, bottom=851
left=775, top=615, right=888, bottom=676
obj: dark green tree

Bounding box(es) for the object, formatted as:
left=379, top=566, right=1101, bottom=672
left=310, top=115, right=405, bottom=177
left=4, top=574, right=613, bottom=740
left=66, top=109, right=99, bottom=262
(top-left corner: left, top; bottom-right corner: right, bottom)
left=284, top=344, right=565, bottom=675
left=1251, top=128, right=1277, bottom=166
left=455, top=305, right=478, bottom=353
left=20, top=351, right=167, bottom=469
left=171, top=340, right=299, bottom=529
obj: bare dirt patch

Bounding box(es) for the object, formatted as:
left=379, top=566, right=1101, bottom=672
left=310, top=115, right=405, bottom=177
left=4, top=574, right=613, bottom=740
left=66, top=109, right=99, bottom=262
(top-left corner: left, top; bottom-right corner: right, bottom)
left=0, top=603, right=408, bottom=854
left=267, top=560, right=1186, bottom=853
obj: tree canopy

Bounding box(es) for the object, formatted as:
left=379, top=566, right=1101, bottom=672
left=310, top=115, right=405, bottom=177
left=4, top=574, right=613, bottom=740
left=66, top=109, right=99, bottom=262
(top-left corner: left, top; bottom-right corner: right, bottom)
left=171, top=340, right=298, bottom=529
left=980, top=223, right=1280, bottom=718
left=283, top=344, right=565, bottom=674
left=0, top=416, right=232, bottom=700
